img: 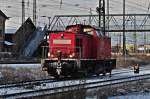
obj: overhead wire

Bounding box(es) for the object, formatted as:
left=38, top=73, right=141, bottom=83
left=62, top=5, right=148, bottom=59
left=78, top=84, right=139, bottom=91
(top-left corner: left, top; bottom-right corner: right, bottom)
left=1, top=0, right=148, bottom=12
left=2, top=0, right=148, bottom=16
left=110, top=0, right=148, bottom=12
left=1, top=0, right=150, bottom=28
left=2, top=0, right=89, bottom=27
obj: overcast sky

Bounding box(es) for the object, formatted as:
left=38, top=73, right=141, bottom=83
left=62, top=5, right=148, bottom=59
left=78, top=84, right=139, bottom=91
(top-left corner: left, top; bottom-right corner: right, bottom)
left=0, top=0, right=150, bottom=30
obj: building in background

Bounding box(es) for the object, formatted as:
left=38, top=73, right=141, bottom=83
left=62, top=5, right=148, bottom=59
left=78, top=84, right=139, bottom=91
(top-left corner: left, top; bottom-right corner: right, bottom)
left=4, top=29, right=16, bottom=52
left=12, top=18, right=36, bottom=56
left=0, top=10, right=8, bottom=52
left=3, top=18, right=36, bottom=58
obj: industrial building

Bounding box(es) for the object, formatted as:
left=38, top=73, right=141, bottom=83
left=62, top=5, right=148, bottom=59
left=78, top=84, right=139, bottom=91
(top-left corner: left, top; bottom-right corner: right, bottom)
left=0, top=10, right=8, bottom=52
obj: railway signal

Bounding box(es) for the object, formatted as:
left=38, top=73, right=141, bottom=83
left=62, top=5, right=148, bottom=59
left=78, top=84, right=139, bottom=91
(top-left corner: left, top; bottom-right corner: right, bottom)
left=133, top=64, right=139, bottom=74
left=96, top=0, right=106, bottom=36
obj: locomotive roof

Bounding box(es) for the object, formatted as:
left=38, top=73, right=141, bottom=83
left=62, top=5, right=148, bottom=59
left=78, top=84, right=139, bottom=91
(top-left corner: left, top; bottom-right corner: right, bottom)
left=66, top=24, right=96, bottom=30
left=47, top=30, right=64, bottom=33
left=48, top=30, right=92, bottom=36
left=47, top=24, right=101, bottom=33
left=47, top=24, right=105, bottom=37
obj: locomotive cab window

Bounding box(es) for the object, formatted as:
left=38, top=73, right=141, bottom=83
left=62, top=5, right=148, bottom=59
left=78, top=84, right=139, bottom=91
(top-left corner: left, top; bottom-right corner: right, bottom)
left=96, top=30, right=104, bottom=37
left=83, top=28, right=93, bottom=35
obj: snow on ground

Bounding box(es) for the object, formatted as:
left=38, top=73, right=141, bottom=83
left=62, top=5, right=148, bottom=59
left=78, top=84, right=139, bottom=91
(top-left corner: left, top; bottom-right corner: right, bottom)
left=0, top=64, right=41, bottom=68
left=1, top=66, right=150, bottom=96
left=109, top=93, right=150, bottom=99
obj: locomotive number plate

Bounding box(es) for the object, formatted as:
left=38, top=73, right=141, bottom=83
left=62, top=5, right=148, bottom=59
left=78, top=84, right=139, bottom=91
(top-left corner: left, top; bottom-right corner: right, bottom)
left=53, top=39, right=71, bottom=44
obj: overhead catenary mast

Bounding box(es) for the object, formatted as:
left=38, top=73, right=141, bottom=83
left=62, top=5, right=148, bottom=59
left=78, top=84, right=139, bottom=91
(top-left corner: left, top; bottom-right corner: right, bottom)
left=144, top=3, right=150, bottom=53
left=123, top=0, right=126, bottom=56
left=98, top=0, right=105, bottom=35
left=21, top=0, right=25, bottom=47
left=60, top=0, right=62, bottom=8
left=33, top=0, right=36, bottom=26
left=22, top=0, right=25, bottom=24
left=89, top=8, right=92, bottom=25
left=107, top=0, right=109, bottom=36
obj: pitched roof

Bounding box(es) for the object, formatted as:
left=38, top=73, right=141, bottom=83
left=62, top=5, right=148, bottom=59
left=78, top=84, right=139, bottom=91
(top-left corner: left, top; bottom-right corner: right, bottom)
left=15, top=17, right=36, bottom=34
left=17, top=17, right=35, bottom=30
left=0, top=10, right=8, bottom=19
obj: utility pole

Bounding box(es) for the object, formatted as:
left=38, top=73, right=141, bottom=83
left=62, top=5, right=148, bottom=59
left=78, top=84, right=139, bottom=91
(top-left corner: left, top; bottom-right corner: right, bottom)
left=123, top=0, right=126, bottom=56
left=103, top=0, right=106, bottom=36
left=33, top=0, right=36, bottom=26
left=21, top=0, right=25, bottom=50
left=119, top=32, right=122, bottom=53
left=48, top=17, right=51, bottom=29
left=107, top=0, right=109, bottom=36
left=60, top=0, right=63, bottom=8
left=98, top=0, right=101, bottom=28
left=89, top=8, right=92, bottom=25
left=144, top=4, right=150, bottom=54
left=134, top=16, right=137, bottom=53
left=144, top=32, right=146, bottom=54
left=22, top=0, right=25, bottom=24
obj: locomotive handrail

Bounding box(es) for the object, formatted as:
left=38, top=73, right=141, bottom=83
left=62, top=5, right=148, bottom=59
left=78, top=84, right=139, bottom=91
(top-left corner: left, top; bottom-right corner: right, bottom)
left=41, top=46, right=82, bottom=69
left=41, top=46, right=82, bottom=59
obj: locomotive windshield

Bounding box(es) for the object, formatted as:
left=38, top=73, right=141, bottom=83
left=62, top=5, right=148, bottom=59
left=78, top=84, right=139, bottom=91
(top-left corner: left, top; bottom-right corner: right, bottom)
left=83, top=28, right=93, bottom=35
left=96, top=30, right=104, bottom=37
left=83, top=27, right=104, bottom=37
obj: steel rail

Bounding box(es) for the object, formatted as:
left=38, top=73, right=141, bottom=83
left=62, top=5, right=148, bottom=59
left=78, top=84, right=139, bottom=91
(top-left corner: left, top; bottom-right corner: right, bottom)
left=1, top=73, right=150, bottom=99
left=0, top=67, right=136, bottom=88
left=0, top=65, right=150, bottom=98
left=0, top=78, right=54, bottom=89
left=0, top=66, right=149, bottom=89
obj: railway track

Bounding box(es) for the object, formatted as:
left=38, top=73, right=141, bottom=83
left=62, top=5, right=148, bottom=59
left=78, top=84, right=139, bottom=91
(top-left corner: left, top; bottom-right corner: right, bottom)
left=1, top=74, right=150, bottom=99
left=0, top=66, right=150, bottom=99
left=0, top=65, right=149, bottom=89
left=0, top=78, right=55, bottom=89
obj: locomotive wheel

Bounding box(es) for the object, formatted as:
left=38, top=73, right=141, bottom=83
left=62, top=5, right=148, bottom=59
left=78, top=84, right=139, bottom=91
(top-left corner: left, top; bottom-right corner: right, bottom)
left=71, top=73, right=80, bottom=78
left=54, top=74, right=61, bottom=79
left=83, top=71, right=88, bottom=77
left=96, top=73, right=99, bottom=76
left=76, top=70, right=88, bottom=78
left=102, top=72, right=106, bottom=76
left=109, top=70, right=112, bottom=77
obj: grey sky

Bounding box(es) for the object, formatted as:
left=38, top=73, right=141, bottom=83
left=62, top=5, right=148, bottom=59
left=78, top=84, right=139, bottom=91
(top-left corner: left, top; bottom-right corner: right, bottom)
left=0, top=0, right=149, bottom=30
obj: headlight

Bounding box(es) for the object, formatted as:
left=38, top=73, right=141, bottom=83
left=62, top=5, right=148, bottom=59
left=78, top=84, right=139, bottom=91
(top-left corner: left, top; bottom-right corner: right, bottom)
left=69, top=55, right=73, bottom=58
left=51, top=54, right=54, bottom=58
left=69, top=52, right=75, bottom=58
left=48, top=52, right=54, bottom=58
left=48, top=52, right=51, bottom=57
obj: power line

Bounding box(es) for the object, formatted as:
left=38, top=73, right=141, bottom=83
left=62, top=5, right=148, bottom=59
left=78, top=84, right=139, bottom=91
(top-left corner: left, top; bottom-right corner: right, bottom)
left=1, top=0, right=150, bottom=29
left=1, top=0, right=148, bottom=12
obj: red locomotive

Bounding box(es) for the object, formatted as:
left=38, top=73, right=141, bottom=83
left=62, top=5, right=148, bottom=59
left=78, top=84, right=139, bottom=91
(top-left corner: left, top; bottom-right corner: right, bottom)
left=41, top=24, right=116, bottom=78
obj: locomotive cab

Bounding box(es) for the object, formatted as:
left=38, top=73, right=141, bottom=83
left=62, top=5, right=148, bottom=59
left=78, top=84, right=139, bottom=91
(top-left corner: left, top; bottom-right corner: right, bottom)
left=42, top=31, right=83, bottom=78
left=41, top=24, right=116, bottom=78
